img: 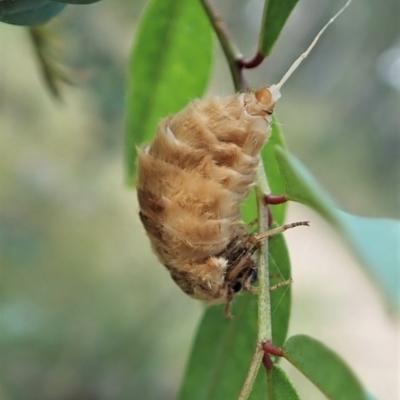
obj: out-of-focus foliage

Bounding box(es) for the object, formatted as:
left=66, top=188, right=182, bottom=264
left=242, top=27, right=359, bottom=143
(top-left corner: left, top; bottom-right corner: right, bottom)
left=0, top=0, right=102, bottom=26
left=0, top=1, right=66, bottom=26
left=28, top=26, right=73, bottom=99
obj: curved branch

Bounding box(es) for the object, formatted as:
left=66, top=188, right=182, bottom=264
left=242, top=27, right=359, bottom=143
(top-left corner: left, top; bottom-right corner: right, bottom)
left=199, top=0, right=249, bottom=91
left=237, top=51, right=265, bottom=69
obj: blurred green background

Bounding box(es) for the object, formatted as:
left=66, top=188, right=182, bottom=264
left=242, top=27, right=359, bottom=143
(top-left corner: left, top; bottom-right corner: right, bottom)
left=1, top=0, right=399, bottom=399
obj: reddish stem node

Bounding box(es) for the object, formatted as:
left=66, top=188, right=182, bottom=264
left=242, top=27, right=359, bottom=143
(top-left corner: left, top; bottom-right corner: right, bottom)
left=263, top=342, right=284, bottom=357
left=262, top=351, right=273, bottom=371
left=264, top=194, right=288, bottom=205
left=237, top=51, right=265, bottom=69
left=262, top=342, right=284, bottom=371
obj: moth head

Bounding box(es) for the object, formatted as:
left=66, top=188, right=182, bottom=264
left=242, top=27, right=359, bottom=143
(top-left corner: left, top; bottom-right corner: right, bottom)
left=224, top=265, right=258, bottom=318
left=254, top=85, right=281, bottom=115
left=230, top=266, right=258, bottom=294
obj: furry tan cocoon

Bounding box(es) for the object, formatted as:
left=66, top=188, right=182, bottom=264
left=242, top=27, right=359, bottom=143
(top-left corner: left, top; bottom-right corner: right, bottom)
left=137, top=87, right=276, bottom=311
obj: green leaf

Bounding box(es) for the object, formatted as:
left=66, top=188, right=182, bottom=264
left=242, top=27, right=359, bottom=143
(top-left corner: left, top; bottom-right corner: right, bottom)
left=51, top=0, right=101, bottom=3
left=238, top=120, right=292, bottom=353
left=260, top=0, right=299, bottom=56
left=274, top=147, right=400, bottom=308
left=177, top=293, right=262, bottom=400
left=274, top=146, right=337, bottom=224
left=269, top=234, right=292, bottom=348
left=284, top=335, right=368, bottom=400
left=1, top=2, right=66, bottom=26
left=1, top=0, right=49, bottom=15
left=125, top=0, right=213, bottom=184
left=177, top=233, right=292, bottom=399
left=261, top=118, right=288, bottom=225
left=239, top=118, right=292, bottom=347
left=241, top=118, right=288, bottom=225
left=337, top=212, right=400, bottom=307
left=269, top=364, right=301, bottom=400
left=28, top=26, right=71, bottom=100
left=240, top=189, right=258, bottom=225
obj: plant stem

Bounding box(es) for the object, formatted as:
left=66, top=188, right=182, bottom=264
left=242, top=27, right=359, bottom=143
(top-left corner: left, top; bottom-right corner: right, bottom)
left=242, top=126, right=271, bottom=396
left=257, top=160, right=276, bottom=398
left=237, top=347, right=264, bottom=400
left=255, top=162, right=273, bottom=344
left=199, top=1, right=274, bottom=398
left=199, top=0, right=248, bottom=91
left=238, top=51, right=265, bottom=69
left=198, top=0, right=274, bottom=342
left=237, top=163, right=273, bottom=400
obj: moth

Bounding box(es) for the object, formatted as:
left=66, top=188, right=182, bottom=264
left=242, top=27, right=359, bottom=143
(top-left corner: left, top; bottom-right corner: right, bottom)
left=137, top=1, right=351, bottom=317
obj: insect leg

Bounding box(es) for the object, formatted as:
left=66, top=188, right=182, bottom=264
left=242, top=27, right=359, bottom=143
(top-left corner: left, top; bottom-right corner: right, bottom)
left=242, top=267, right=259, bottom=293
left=254, top=221, right=310, bottom=241
left=269, top=278, right=293, bottom=292
left=245, top=219, right=258, bottom=231
left=224, top=291, right=234, bottom=319
left=225, top=253, right=251, bottom=282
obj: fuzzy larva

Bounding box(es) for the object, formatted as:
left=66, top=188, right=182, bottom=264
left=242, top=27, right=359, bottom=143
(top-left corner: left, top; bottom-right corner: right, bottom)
left=137, top=0, right=351, bottom=317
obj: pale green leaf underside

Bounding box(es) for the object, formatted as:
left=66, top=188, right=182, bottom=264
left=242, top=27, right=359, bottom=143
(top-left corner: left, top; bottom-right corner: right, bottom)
left=284, top=335, right=368, bottom=400
left=275, top=147, right=400, bottom=308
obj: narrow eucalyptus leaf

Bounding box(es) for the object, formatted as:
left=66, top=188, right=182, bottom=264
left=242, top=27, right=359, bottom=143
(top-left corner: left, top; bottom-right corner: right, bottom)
left=261, top=118, right=288, bottom=225
left=269, top=234, right=292, bottom=348
left=125, top=0, right=213, bottom=184
left=270, top=364, right=301, bottom=400
left=274, top=147, right=400, bottom=308
left=284, top=335, right=368, bottom=400
left=177, top=293, right=262, bottom=400
left=260, top=0, right=299, bottom=56
left=1, top=2, right=66, bottom=25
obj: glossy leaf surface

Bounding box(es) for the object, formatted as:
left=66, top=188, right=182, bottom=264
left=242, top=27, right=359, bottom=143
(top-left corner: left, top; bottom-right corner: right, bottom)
left=125, top=0, right=213, bottom=183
